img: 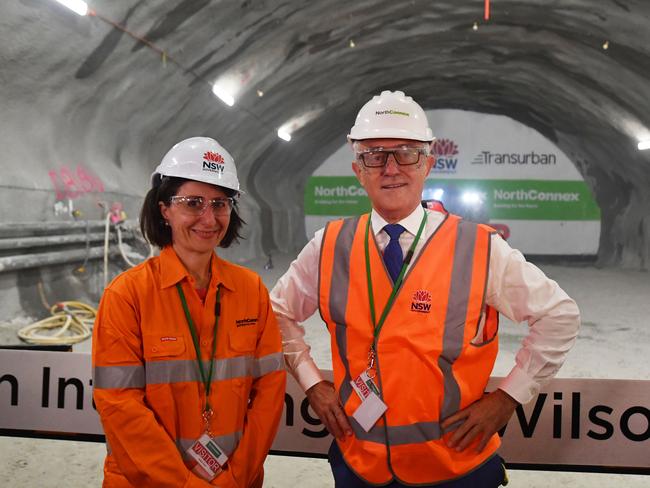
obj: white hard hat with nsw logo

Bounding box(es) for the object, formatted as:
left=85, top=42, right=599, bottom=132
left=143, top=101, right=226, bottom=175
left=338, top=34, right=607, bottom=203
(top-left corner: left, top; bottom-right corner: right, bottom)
left=348, top=90, right=434, bottom=142
left=151, top=137, right=240, bottom=192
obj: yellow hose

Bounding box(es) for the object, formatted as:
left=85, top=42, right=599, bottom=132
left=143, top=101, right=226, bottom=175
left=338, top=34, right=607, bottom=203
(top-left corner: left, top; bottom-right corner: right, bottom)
left=17, top=301, right=96, bottom=345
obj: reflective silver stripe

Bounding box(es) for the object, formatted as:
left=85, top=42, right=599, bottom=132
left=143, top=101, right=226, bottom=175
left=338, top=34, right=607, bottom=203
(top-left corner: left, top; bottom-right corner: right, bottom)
left=95, top=355, right=272, bottom=388
left=351, top=419, right=444, bottom=445
left=438, top=220, right=478, bottom=421
left=145, top=356, right=253, bottom=385
left=93, top=365, right=145, bottom=389
left=329, top=217, right=360, bottom=407
left=252, top=352, right=285, bottom=377
left=177, top=431, right=242, bottom=458
left=386, top=420, right=443, bottom=445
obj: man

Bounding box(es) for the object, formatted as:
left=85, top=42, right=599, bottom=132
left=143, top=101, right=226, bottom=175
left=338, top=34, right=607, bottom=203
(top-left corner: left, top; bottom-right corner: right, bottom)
left=271, top=90, right=580, bottom=487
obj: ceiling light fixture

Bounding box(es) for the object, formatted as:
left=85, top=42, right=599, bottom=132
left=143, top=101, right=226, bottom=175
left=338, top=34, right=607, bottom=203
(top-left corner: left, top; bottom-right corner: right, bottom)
left=212, top=84, right=235, bottom=107
left=257, top=89, right=264, bottom=97
left=277, top=128, right=292, bottom=142
left=638, top=140, right=650, bottom=151
left=349, top=39, right=356, bottom=48
left=472, top=22, right=479, bottom=31
left=602, top=41, right=609, bottom=50
left=54, top=0, right=89, bottom=16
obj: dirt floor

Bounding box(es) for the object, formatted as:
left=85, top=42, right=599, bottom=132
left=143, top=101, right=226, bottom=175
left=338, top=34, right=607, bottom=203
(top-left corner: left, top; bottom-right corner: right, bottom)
left=1, top=255, right=649, bottom=487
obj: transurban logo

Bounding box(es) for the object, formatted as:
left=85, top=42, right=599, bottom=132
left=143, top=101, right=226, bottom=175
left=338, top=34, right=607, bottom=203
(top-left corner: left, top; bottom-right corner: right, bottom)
left=411, top=289, right=432, bottom=313
left=472, top=151, right=557, bottom=166
left=375, top=109, right=410, bottom=117
left=494, top=189, right=580, bottom=202
left=431, top=138, right=459, bottom=173
left=314, top=185, right=367, bottom=197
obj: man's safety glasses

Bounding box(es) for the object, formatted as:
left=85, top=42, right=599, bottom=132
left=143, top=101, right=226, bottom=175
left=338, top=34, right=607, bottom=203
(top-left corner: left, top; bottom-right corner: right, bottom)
left=355, top=145, right=429, bottom=168
left=169, top=195, right=235, bottom=216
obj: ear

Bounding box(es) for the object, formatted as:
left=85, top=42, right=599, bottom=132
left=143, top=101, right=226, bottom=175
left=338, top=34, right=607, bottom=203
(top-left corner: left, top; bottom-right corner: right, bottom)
left=352, top=161, right=366, bottom=187
left=159, top=201, right=170, bottom=221
left=423, top=154, right=434, bottom=176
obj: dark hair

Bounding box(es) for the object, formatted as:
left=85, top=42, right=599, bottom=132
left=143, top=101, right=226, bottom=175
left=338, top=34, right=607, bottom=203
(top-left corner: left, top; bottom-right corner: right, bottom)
left=140, top=176, right=245, bottom=248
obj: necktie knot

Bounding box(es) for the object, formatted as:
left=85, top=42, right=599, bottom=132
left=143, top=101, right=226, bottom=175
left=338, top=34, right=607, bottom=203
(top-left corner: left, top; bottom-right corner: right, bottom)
left=384, top=224, right=405, bottom=241
left=383, top=224, right=406, bottom=283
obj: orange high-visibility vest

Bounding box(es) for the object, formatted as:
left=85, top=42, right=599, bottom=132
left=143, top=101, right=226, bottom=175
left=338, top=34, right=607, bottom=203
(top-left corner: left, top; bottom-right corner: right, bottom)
left=319, top=213, right=500, bottom=485
left=93, top=246, right=285, bottom=488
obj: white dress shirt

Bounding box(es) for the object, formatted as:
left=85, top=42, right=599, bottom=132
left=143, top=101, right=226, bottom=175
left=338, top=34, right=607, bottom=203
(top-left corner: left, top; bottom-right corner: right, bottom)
left=270, top=205, right=580, bottom=405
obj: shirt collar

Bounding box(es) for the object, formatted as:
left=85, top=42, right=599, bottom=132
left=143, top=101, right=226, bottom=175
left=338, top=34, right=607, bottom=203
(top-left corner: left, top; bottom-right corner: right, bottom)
left=370, top=204, right=425, bottom=237
left=159, top=246, right=236, bottom=292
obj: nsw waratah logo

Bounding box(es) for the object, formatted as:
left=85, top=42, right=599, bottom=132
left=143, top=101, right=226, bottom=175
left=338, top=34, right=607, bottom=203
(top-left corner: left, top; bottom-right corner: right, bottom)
left=431, top=138, right=459, bottom=173
left=202, top=151, right=225, bottom=173
left=411, top=289, right=432, bottom=313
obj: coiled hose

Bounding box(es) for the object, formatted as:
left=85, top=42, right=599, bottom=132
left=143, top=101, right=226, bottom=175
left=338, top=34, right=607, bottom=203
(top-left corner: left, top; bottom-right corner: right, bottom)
left=17, top=300, right=96, bottom=345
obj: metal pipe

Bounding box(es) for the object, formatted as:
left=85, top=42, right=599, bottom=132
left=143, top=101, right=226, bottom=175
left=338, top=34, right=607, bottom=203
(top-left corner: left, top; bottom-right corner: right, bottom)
left=0, top=221, right=108, bottom=233
left=0, top=233, right=109, bottom=251
left=0, top=247, right=107, bottom=273
left=0, top=219, right=140, bottom=234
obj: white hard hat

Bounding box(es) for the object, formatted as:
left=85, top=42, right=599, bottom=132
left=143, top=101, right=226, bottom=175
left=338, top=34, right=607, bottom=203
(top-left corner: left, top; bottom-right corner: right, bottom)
left=348, top=90, right=434, bottom=142
left=151, top=137, right=240, bottom=192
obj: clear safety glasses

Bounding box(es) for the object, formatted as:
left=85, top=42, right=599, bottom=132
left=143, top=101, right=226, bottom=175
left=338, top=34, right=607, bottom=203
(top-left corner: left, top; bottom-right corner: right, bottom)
left=169, top=195, right=235, bottom=217
left=355, top=144, right=430, bottom=169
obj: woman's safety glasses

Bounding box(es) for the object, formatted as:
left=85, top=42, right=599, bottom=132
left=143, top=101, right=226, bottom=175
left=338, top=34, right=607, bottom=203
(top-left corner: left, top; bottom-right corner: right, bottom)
left=355, top=145, right=429, bottom=169
left=169, top=195, right=235, bottom=216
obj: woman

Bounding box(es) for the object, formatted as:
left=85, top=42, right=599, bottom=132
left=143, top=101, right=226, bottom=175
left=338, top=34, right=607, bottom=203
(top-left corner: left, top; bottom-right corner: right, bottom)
left=92, top=137, right=286, bottom=487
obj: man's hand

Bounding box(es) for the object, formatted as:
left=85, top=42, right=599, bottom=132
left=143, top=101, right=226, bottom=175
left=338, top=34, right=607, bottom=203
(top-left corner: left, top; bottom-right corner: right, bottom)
left=441, top=389, right=518, bottom=453
left=305, top=380, right=352, bottom=440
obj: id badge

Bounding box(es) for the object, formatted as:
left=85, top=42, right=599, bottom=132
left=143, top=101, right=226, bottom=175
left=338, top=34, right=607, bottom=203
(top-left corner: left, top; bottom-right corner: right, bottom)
left=350, top=371, right=387, bottom=432
left=185, top=433, right=229, bottom=481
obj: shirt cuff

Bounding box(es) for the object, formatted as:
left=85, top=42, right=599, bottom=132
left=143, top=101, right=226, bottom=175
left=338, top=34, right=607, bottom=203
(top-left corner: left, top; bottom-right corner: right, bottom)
left=497, top=366, right=541, bottom=405
left=292, top=359, right=325, bottom=393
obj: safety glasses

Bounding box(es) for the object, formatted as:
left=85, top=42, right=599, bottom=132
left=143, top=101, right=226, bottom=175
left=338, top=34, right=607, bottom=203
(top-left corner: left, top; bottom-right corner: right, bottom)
left=355, top=144, right=429, bottom=168
left=169, top=195, right=235, bottom=216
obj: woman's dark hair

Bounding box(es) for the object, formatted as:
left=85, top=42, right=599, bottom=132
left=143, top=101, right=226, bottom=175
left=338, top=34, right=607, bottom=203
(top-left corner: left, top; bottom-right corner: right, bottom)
left=140, top=176, right=245, bottom=248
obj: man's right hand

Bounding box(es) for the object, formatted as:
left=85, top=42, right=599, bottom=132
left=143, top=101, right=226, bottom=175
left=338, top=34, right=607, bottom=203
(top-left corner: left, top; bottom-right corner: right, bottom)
left=305, top=380, right=353, bottom=440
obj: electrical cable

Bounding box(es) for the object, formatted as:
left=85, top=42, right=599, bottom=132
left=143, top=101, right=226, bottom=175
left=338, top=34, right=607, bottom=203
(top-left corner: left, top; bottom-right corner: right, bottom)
left=116, top=224, right=154, bottom=267
left=103, top=211, right=111, bottom=289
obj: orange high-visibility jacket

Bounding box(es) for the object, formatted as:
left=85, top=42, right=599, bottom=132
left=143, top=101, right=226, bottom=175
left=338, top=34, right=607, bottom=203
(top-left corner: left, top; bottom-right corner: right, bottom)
left=92, top=246, right=286, bottom=488
left=319, top=213, right=500, bottom=485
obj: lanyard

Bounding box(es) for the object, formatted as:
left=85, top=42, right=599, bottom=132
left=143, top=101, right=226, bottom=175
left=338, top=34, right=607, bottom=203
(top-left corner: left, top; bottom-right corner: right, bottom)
left=364, top=212, right=427, bottom=358
left=176, top=283, right=220, bottom=419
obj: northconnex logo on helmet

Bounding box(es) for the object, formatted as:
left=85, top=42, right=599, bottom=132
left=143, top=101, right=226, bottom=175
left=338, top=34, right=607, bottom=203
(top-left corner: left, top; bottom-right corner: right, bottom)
left=432, top=138, right=459, bottom=173
left=203, top=151, right=225, bottom=174
left=375, top=109, right=410, bottom=117
left=411, top=290, right=432, bottom=313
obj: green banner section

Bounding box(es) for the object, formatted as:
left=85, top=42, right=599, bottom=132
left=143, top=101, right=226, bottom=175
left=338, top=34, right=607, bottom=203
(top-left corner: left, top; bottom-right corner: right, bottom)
left=305, top=176, right=600, bottom=220
left=304, top=177, right=371, bottom=215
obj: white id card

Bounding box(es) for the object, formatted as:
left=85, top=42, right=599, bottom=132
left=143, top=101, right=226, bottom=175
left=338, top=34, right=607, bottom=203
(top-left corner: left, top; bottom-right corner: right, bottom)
left=185, top=433, right=229, bottom=481
left=350, top=372, right=387, bottom=432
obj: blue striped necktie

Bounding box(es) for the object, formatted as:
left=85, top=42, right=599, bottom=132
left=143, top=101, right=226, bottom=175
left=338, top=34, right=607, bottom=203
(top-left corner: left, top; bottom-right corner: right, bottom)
left=383, top=224, right=406, bottom=283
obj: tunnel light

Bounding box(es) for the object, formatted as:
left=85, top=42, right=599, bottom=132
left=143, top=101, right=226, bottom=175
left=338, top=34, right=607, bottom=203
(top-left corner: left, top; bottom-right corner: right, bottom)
left=472, top=22, right=479, bottom=31
left=257, top=89, right=264, bottom=97
left=54, top=0, right=89, bottom=16
left=639, top=140, right=650, bottom=151
left=349, top=39, right=356, bottom=48
left=212, top=84, right=235, bottom=107
left=277, top=128, right=292, bottom=142
left=602, top=41, right=610, bottom=50
left=461, top=191, right=482, bottom=205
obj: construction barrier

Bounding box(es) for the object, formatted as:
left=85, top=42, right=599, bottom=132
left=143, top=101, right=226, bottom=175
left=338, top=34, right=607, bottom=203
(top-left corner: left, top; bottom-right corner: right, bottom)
left=0, top=349, right=648, bottom=474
